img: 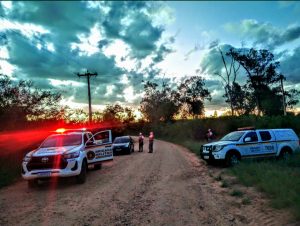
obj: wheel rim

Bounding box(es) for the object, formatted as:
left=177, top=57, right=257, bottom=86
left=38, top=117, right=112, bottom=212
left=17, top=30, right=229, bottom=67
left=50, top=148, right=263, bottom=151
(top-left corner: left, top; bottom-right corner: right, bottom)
left=282, top=151, right=290, bottom=160
left=230, top=155, right=239, bottom=165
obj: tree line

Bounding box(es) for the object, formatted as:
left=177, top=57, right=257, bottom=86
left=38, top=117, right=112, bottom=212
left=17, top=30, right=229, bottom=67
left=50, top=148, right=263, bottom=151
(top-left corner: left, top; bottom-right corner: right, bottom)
left=0, top=46, right=299, bottom=130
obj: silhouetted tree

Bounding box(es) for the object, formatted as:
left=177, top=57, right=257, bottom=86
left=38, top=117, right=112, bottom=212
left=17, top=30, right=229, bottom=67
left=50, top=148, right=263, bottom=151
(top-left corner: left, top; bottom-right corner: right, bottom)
left=224, top=82, right=256, bottom=115
left=285, top=89, right=300, bottom=111
left=102, top=104, right=135, bottom=123
left=178, top=76, right=211, bottom=118
left=228, top=48, right=282, bottom=115
left=215, top=47, right=241, bottom=116
left=140, top=81, right=180, bottom=122
left=0, top=75, right=63, bottom=130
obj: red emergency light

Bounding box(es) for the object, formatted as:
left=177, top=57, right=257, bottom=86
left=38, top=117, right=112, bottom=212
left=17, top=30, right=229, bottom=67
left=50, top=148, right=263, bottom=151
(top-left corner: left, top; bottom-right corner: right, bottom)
left=56, top=128, right=66, bottom=133
left=55, top=128, right=87, bottom=134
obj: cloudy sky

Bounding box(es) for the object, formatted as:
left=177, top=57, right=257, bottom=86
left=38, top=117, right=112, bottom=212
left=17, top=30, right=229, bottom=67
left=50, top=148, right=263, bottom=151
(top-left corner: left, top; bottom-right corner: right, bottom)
left=0, top=1, right=300, bottom=116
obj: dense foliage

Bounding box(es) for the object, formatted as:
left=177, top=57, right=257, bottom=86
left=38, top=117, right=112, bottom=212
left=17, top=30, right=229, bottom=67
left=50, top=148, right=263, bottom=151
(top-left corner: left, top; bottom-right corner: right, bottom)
left=0, top=75, right=64, bottom=130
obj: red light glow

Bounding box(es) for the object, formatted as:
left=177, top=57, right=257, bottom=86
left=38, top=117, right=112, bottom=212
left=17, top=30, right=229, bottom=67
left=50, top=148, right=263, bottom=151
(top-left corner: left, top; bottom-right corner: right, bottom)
left=56, top=128, right=66, bottom=133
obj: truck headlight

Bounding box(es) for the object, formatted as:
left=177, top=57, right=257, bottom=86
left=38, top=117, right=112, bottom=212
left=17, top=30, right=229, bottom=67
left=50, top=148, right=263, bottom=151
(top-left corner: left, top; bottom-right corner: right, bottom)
left=212, top=145, right=225, bottom=152
left=64, top=151, right=80, bottom=159
left=23, top=155, right=31, bottom=162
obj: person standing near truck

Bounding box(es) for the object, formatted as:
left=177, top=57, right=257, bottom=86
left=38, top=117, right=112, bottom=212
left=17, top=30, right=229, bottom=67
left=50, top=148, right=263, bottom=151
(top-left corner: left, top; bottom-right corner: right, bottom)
left=148, top=131, right=154, bottom=153
left=138, top=132, right=144, bottom=152
left=206, top=128, right=214, bottom=142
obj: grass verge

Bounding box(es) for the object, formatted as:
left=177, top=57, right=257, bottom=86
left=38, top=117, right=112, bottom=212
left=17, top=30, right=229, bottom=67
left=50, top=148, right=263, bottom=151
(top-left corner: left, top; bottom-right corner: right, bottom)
left=0, top=155, right=22, bottom=188
left=229, top=154, right=300, bottom=220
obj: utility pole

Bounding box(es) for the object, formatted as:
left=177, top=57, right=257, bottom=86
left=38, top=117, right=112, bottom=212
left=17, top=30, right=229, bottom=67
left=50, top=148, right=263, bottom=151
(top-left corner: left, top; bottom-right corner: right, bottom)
left=279, top=74, right=287, bottom=116
left=76, top=70, right=98, bottom=123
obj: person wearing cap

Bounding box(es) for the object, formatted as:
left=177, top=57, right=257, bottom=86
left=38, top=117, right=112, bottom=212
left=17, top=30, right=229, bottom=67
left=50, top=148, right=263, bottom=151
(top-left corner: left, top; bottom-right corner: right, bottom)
left=148, top=131, right=154, bottom=153
left=138, top=132, right=144, bottom=152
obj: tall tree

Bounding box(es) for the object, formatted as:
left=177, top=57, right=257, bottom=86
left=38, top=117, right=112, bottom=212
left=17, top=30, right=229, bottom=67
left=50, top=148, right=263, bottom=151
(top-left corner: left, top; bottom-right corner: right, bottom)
left=178, top=76, right=211, bottom=118
left=140, top=81, right=181, bottom=122
left=214, top=47, right=241, bottom=116
left=228, top=48, right=282, bottom=115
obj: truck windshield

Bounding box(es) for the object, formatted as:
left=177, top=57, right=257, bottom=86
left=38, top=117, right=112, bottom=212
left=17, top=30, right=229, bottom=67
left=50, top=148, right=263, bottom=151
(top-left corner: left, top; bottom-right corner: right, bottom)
left=221, top=131, right=245, bottom=141
left=41, top=134, right=82, bottom=148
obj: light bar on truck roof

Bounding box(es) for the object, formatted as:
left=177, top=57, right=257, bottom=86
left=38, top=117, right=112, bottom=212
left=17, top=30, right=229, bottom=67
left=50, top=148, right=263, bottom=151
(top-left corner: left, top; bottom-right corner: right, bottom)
left=55, top=128, right=87, bottom=133
left=237, top=126, right=255, bottom=131
left=56, top=128, right=66, bottom=133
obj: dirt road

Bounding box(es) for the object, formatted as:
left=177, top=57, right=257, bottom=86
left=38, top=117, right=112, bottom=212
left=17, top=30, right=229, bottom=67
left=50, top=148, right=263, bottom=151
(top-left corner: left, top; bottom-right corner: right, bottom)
left=0, top=139, right=294, bottom=226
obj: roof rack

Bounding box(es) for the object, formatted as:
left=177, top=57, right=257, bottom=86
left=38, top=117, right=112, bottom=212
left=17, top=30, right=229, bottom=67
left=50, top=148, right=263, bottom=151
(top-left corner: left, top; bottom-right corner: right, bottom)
left=237, top=126, right=255, bottom=131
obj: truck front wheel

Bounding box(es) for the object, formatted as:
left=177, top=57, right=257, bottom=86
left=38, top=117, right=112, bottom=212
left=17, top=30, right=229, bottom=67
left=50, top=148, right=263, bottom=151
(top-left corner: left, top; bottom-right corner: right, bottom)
left=225, top=152, right=240, bottom=167
left=76, top=160, right=87, bottom=184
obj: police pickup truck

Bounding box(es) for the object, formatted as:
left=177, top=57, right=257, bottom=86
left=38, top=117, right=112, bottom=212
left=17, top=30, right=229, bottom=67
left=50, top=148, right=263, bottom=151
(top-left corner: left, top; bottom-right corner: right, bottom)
left=22, top=128, right=113, bottom=187
left=200, top=128, right=300, bottom=166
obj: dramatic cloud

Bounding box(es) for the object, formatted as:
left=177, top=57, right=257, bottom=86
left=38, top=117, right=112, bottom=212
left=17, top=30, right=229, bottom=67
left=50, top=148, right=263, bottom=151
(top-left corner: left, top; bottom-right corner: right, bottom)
left=225, top=19, right=300, bottom=49
left=0, top=1, right=174, bottom=106
left=281, top=46, right=300, bottom=83
left=199, top=44, right=235, bottom=76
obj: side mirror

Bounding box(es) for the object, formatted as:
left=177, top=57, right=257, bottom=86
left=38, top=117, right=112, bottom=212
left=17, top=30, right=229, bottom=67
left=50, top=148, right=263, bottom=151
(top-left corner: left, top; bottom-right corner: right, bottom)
left=86, top=141, right=94, bottom=146
left=244, top=137, right=251, bottom=142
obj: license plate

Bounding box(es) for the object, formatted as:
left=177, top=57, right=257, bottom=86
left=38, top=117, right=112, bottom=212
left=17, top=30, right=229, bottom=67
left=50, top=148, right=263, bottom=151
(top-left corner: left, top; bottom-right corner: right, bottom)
left=204, top=156, right=209, bottom=160
left=38, top=172, right=51, bottom=177
left=115, top=148, right=121, bottom=151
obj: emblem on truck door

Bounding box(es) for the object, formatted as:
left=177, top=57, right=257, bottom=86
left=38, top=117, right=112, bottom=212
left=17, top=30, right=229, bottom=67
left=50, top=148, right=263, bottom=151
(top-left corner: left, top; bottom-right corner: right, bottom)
left=87, top=151, right=95, bottom=160
left=41, top=157, right=49, bottom=163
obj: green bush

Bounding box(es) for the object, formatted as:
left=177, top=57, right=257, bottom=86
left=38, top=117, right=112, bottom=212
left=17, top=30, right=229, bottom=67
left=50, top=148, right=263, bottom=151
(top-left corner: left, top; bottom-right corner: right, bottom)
left=230, top=189, right=244, bottom=197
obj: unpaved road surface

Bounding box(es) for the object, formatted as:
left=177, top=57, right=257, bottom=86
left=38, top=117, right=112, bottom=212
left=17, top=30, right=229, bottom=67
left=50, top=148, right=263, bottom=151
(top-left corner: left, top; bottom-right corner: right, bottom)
left=0, top=138, right=295, bottom=226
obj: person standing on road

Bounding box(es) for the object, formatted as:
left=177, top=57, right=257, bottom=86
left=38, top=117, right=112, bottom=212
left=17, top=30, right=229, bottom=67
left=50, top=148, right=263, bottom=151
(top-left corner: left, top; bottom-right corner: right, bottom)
left=148, top=131, right=154, bottom=153
left=138, top=132, right=144, bottom=152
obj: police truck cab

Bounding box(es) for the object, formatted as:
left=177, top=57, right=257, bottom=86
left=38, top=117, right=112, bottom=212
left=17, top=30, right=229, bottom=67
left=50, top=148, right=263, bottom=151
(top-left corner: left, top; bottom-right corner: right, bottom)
left=22, top=128, right=113, bottom=187
left=200, top=128, right=300, bottom=166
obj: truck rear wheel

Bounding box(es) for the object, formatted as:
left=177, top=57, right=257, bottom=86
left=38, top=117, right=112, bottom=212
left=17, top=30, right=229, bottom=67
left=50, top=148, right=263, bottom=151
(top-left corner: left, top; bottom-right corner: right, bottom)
left=279, top=149, right=292, bottom=160
left=76, top=160, right=87, bottom=184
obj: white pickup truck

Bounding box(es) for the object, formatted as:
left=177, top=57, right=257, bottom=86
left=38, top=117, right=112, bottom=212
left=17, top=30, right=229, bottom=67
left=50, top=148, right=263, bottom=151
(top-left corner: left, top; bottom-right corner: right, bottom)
left=200, top=128, right=300, bottom=166
left=22, top=128, right=113, bottom=187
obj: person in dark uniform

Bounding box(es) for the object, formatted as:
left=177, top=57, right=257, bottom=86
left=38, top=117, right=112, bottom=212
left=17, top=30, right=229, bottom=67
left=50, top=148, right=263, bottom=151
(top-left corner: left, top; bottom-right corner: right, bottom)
left=148, top=131, right=154, bottom=153
left=138, top=132, right=144, bottom=152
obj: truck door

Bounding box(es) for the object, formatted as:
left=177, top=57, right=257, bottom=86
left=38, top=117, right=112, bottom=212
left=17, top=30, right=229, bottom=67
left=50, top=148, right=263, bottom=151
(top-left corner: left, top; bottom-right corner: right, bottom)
left=93, top=130, right=112, bottom=145
left=258, top=130, right=276, bottom=157
left=242, top=131, right=261, bottom=158
left=89, top=130, right=113, bottom=162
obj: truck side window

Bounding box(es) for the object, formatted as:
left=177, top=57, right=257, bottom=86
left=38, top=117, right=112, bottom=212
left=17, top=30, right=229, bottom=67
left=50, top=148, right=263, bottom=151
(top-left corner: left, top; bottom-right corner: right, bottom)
left=244, top=132, right=258, bottom=142
left=259, top=131, right=271, bottom=141
left=84, top=134, right=89, bottom=144
left=87, top=133, right=93, bottom=141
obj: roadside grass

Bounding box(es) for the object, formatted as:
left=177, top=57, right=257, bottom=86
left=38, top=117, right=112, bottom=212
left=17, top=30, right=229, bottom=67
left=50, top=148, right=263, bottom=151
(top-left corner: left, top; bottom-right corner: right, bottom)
left=0, top=155, right=22, bottom=188
left=221, top=180, right=229, bottom=188
left=229, top=153, right=300, bottom=220
left=230, top=189, right=244, bottom=197
left=242, top=197, right=251, bottom=205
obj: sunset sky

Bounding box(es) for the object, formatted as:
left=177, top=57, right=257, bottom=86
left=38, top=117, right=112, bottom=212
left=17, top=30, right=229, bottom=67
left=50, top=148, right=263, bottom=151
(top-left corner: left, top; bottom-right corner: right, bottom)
left=0, top=1, right=300, bottom=116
